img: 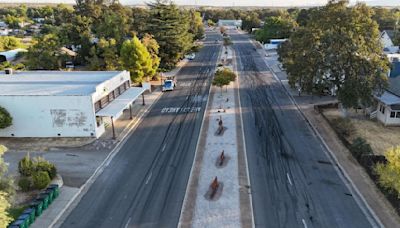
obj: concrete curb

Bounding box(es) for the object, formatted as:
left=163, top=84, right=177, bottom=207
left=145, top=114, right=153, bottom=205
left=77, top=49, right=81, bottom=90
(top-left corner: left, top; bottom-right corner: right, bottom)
left=251, top=39, right=383, bottom=228
left=49, top=92, right=163, bottom=228
left=178, top=44, right=222, bottom=228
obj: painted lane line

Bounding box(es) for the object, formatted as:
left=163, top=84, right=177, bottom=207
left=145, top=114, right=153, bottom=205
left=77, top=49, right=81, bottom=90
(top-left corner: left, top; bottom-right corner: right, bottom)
left=162, top=144, right=166, bottom=152
left=302, top=219, right=308, bottom=228
left=287, top=173, right=293, bottom=186
left=145, top=172, right=153, bottom=185
left=124, top=217, right=132, bottom=228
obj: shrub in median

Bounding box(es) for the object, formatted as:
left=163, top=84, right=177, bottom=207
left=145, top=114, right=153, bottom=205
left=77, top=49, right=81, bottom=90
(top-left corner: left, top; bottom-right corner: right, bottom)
left=18, top=177, right=32, bottom=192
left=32, top=171, right=51, bottom=190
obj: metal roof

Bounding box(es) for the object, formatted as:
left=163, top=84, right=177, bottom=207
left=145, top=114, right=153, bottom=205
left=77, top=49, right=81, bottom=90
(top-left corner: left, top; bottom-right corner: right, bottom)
left=375, top=91, right=400, bottom=105
left=0, top=71, right=127, bottom=96
left=96, top=87, right=146, bottom=118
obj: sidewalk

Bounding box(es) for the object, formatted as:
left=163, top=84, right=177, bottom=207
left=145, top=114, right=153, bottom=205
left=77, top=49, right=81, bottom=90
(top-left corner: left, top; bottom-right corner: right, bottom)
left=254, top=42, right=400, bottom=227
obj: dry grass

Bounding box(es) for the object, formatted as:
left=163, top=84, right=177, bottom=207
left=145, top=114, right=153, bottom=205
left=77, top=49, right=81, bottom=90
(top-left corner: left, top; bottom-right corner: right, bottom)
left=323, top=108, right=400, bottom=156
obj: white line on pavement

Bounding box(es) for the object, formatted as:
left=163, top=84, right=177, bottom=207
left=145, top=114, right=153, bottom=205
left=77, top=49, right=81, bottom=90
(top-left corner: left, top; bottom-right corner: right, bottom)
left=162, top=144, right=166, bottom=152
left=302, top=219, right=308, bottom=228
left=124, top=217, right=132, bottom=228
left=145, top=172, right=153, bottom=185
left=287, top=173, right=293, bottom=186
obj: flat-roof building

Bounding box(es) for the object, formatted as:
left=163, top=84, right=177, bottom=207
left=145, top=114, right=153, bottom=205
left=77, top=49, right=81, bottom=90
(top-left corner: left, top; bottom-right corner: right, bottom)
left=0, top=70, right=146, bottom=138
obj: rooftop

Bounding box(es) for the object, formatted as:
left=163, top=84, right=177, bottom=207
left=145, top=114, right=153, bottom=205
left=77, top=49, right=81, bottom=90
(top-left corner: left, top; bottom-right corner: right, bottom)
left=0, top=71, right=126, bottom=96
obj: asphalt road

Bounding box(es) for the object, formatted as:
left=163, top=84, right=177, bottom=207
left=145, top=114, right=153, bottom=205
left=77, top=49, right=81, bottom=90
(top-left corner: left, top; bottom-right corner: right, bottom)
left=231, top=31, right=378, bottom=228
left=61, top=30, right=221, bottom=228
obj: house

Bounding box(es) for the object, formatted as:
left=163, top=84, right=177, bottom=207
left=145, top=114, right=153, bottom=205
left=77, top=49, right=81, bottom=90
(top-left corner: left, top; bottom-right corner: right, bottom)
left=0, top=70, right=146, bottom=138
left=264, top=39, right=288, bottom=50
left=218, top=20, right=242, bottom=29
left=375, top=61, right=400, bottom=126
left=0, top=49, right=27, bottom=63
left=381, top=30, right=399, bottom=54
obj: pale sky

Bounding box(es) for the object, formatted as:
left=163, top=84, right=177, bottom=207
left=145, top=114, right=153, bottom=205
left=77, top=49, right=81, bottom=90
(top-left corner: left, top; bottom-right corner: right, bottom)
left=0, top=0, right=398, bottom=7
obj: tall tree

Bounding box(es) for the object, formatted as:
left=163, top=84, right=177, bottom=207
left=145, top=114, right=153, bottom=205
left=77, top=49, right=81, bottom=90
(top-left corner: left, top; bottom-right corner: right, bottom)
left=86, top=38, right=120, bottom=70
left=242, top=12, right=261, bottom=32
left=255, top=15, right=297, bottom=43
left=120, top=36, right=153, bottom=83
left=141, top=33, right=160, bottom=79
left=147, top=0, right=193, bottom=70
left=188, top=10, right=205, bottom=40
left=278, top=0, right=389, bottom=108
left=25, top=34, right=67, bottom=70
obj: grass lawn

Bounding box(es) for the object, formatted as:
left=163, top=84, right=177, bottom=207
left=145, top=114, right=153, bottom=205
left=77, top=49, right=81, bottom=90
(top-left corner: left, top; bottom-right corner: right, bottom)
left=323, top=108, right=400, bottom=156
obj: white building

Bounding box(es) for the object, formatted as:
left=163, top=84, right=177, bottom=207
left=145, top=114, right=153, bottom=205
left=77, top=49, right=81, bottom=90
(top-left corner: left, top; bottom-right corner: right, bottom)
left=0, top=49, right=27, bottom=63
left=0, top=70, right=146, bottom=138
left=218, top=20, right=242, bottom=29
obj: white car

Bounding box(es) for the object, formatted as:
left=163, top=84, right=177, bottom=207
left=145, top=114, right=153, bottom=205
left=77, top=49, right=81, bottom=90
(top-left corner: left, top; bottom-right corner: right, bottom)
left=186, top=53, right=195, bottom=60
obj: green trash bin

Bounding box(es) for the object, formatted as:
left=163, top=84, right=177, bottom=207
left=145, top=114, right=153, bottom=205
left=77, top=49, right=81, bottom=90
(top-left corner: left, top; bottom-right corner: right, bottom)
left=37, top=194, right=49, bottom=210
left=22, top=208, right=35, bottom=223
left=44, top=189, right=54, bottom=202
left=29, top=200, right=43, bottom=217
left=48, top=184, right=59, bottom=198
left=17, top=214, right=31, bottom=226
left=10, top=219, right=27, bottom=228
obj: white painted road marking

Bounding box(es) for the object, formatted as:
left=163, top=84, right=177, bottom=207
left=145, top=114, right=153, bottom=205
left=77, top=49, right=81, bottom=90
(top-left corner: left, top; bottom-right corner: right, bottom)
left=162, top=144, right=166, bottom=152
left=124, top=217, right=132, bottom=228
left=302, top=219, right=308, bottom=228
left=287, top=173, right=293, bottom=186
left=145, top=172, right=153, bottom=185
left=161, top=107, right=201, bottom=113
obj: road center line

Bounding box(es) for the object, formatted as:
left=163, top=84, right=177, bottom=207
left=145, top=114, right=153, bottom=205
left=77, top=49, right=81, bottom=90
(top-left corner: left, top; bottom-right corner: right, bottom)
left=145, top=172, right=153, bottom=185
left=162, top=144, right=166, bottom=152
left=287, top=173, right=293, bottom=186
left=124, top=217, right=132, bottom=228
left=302, top=219, right=308, bottom=228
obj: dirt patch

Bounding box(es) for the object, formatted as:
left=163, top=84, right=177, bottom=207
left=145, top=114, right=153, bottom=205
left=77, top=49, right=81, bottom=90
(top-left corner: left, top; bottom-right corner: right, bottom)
left=322, top=108, right=400, bottom=156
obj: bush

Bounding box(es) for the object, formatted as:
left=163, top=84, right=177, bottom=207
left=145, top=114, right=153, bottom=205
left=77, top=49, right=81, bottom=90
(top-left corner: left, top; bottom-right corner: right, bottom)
left=350, top=137, right=373, bottom=159
left=34, top=157, right=57, bottom=179
left=18, top=177, right=31, bottom=192
left=18, top=154, right=34, bottom=177
left=375, top=147, right=400, bottom=199
left=32, top=171, right=51, bottom=190
left=331, top=117, right=354, bottom=137
left=0, top=106, right=12, bottom=129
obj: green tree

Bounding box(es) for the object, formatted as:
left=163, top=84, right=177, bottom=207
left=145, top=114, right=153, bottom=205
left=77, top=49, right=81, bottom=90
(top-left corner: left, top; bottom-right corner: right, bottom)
left=25, top=34, right=67, bottom=70
left=242, top=12, right=261, bottom=32
left=93, top=4, right=129, bottom=44
left=0, top=36, right=23, bottom=51
left=130, top=7, right=149, bottom=37
left=0, top=107, right=12, bottom=130
left=375, top=147, right=400, bottom=198
left=207, top=19, right=215, bottom=27
left=189, top=10, right=205, bottom=40
left=87, top=38, right=120, bottom=70
left=212, top=68, right=236, bottom=94
left=278, top=1, right=389, bottom=108
left=120, top=36, right=153, bottom=83
left=146, top=0, right=193, bottom=70
left=141, top=34, right=160, bottom=79
left=4, top=15, right=22, bottom=29
left=255, top=15, right=297, bottom=43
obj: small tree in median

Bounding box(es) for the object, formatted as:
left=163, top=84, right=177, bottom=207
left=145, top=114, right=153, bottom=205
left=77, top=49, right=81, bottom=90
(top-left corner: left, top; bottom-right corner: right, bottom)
left=212, top=68, right=237, bottom=94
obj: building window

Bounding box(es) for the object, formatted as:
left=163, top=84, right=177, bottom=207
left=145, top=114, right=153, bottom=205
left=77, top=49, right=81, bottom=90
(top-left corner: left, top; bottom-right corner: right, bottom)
left=94, top=101, right=101, bottom=112
left=396, top=112, right=400, bottom=118
left=96, top=116, right=103, bottom=127
left=382, top=106, right=385, bottom=114
left=390, top=111, right=395, bottom=118
left=379, top=104, right=382, bottom=112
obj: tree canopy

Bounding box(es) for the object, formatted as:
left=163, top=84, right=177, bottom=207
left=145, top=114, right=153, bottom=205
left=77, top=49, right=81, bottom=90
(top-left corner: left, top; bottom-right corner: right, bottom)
left=0, top=107, right=12, bottom=129
left=375, top=147, right=400, bottom=198
left=146, top=0, right=193, bottom=70
left=120, top=36, right=153, bottom=83
left=255, top=14, right=298, bottom=43
left=278, top=0, right=389, bottom=109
